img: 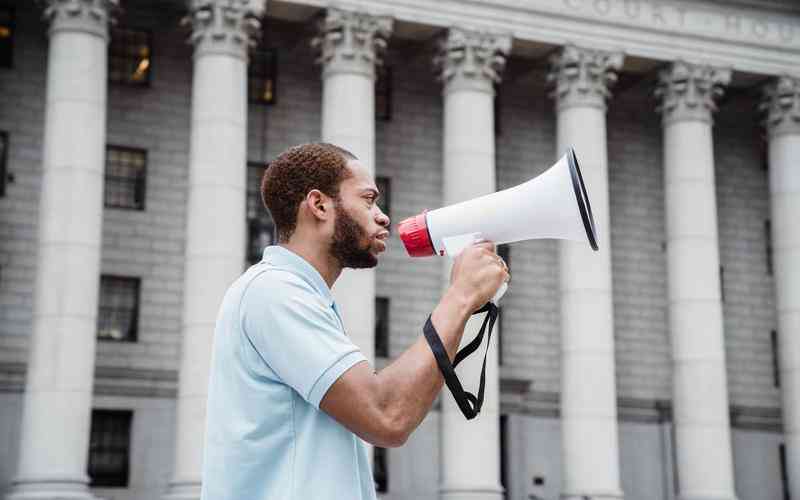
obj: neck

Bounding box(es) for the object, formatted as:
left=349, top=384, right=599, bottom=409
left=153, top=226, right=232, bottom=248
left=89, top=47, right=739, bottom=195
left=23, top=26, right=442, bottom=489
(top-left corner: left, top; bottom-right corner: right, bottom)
left=279, top=240, right=342, bottom=289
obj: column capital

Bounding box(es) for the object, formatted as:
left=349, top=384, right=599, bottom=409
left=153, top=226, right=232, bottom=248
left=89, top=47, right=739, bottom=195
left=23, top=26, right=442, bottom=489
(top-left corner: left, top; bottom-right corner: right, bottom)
left=182, top=0, right=265, bottom=60
left=434, top=27, right=511, bottom=94
left=311, top=8, right=393, bottom=78
left=547, top=45, right=623, bottom=111
left=655, top=61, right=731, bottom=125
left=761, top=75, right=800, bottom=138
left=43, top=0, right=118, bottom=39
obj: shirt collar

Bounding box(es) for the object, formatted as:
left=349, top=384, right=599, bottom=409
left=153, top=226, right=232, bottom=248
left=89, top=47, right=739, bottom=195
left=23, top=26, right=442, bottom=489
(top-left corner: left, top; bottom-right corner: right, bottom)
left=261, top=245, right=335, bottom=307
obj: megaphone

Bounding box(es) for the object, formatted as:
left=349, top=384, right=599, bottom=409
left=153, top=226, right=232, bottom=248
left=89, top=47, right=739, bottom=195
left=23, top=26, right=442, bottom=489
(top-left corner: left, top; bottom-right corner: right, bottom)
left=397, top=147, right=599, bottom=260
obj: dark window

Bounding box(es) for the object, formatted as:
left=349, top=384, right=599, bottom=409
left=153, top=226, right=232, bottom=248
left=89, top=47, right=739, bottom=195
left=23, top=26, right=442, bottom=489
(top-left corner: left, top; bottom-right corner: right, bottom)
left=249, top=47, right=277, bottom=105
left=494, top=82, right=502, bottom=136
left=247, top=162, right=275, bottom=264
left=97, top=276, right=140, bottom=342
left=496, top=244, right=510, bottom=365
left=772, top=330, right=781, bottom=388
left=0, top=7, right=15, bottom=68
left=766, top=219, right=774, bottom=276
left=109, top=27, right=152, bottom=85
left=376, top=65, right=392, bottom=121
left=780, top=444, right=790, bottom=500
left=373, top=446, right=388, bottom=493
left=375, top=297, right=390, bottom=358
left=105, top=146, right=146, bottom=210
left=376, top=176, right=391, bottom=220
left=88, top=410, right=132, bottom=488
left=0, top=6, right=14, bottom=68
left=0, top=131, right=7, bottom=197
left=500, top=415, right=508, bottom=500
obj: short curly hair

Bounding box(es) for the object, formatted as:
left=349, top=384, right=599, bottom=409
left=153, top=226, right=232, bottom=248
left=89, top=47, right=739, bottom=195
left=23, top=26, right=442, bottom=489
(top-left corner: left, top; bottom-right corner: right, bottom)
left=261, top=143, right=357, bottom=243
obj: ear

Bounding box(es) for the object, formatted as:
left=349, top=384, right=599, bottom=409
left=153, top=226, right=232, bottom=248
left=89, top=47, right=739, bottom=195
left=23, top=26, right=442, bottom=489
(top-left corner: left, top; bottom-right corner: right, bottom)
left=305, top=189, right=333, bottom=222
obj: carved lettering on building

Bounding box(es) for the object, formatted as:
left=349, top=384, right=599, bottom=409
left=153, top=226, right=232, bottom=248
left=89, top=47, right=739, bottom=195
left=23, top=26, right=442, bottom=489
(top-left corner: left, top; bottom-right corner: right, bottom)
left=561, top=0, right=797, bottom=45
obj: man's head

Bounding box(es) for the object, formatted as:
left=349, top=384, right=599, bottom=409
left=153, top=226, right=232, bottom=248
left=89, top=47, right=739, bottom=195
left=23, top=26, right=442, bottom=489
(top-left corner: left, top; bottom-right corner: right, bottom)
left=261, top=143, right=390, bottom=269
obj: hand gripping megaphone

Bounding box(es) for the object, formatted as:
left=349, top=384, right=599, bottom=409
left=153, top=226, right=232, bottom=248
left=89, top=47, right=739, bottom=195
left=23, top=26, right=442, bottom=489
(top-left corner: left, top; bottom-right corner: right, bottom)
left=402, top=148, right=599, bottom=420
left=397, top=146, right=599, bottom=265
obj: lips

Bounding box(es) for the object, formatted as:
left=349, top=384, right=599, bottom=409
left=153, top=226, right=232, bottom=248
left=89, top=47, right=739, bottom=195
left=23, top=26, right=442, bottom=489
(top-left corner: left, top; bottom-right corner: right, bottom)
left=374, top=231, right=389, bottom=253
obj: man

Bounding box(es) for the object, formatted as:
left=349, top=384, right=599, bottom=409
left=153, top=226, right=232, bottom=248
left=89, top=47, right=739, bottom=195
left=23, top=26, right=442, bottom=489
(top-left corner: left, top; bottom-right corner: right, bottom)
left=201, top=142, right=508, bottom=500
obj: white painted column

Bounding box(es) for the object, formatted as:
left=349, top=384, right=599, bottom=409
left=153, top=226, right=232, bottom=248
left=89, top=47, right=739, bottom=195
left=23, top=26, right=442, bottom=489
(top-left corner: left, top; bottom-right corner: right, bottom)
left=436, top=28, right=510, bottom=500
left=763, top=75, right=800, bottom=500
left=656, top=61, right=737, bottom=500
left=163, top=2, right=263, bottom=499
left=548, top=45, right=624, bottom=500
left=6, top=2, right=115, bottom=500
left=313, top=8, right=392, bottom=365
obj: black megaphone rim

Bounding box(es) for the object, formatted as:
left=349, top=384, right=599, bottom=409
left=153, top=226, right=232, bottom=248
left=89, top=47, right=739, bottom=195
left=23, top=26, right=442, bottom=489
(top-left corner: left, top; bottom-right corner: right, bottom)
left=566, top=148, right=599, bottom=251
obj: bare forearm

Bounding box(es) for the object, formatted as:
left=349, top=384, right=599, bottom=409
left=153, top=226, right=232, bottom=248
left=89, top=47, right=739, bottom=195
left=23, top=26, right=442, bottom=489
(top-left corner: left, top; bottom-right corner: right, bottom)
left=374, top=288, right=474, bottom=439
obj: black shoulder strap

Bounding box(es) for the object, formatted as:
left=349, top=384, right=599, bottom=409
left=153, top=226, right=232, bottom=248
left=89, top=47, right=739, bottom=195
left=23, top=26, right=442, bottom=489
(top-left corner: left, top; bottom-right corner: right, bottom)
left=423, top=303, right=498, bottom=420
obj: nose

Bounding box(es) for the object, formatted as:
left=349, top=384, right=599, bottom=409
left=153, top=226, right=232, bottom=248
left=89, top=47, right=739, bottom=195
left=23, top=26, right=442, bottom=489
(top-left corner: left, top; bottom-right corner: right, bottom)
left=376, top=209, right=390, bottom=231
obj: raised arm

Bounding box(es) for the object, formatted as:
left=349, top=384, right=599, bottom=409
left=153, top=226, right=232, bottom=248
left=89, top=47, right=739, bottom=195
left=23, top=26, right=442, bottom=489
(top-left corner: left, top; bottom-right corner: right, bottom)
left=320, top=242, right=508, bottom=447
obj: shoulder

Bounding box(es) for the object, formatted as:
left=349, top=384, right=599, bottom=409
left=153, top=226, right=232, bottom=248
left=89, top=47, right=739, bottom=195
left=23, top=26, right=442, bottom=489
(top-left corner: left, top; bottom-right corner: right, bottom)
left=239, top=266, right=330, bottom=316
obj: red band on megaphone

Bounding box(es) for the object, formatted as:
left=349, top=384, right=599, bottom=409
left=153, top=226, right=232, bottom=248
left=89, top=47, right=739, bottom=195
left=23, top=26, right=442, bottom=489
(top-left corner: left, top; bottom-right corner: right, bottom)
left=398, top=212, right=435, bottom=257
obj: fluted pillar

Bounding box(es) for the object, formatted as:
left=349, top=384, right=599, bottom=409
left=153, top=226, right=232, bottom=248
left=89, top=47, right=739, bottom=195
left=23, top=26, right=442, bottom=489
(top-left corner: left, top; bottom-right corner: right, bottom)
left=656, top=61, right=737, bottom=500
left=762, top=75, right=800, bottom=500
left=435, top=28, right=510, bottom=500
left=312, top=8, right=392, bottom=364
left=6, top=2, right=115, bottom=500
left=163, top=2, right=263, bottom=499
left=548, top=45, right=624, bottom=500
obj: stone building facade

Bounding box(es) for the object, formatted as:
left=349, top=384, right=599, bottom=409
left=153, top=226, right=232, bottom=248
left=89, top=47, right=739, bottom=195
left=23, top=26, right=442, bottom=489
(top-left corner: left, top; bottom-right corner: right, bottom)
left=0, top=1, right=798, bottom=500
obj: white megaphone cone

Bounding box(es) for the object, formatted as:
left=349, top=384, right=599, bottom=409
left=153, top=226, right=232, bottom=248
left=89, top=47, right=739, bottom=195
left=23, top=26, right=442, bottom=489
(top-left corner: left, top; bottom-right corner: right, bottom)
left=398, top=146, right=598, bottom=256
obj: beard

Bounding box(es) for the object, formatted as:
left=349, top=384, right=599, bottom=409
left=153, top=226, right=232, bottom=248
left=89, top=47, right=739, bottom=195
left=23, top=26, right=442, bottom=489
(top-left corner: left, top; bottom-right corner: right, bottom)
left=330, top=202, right=378, bottom=269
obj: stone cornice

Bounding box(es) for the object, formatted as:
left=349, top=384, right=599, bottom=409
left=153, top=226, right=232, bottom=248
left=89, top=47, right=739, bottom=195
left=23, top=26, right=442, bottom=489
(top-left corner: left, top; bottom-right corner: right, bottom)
left=547, top=45, right=623, bottom=111
left=761, top=75, right=800, bottom=137
left=284, top=0, right=800, bottom=77
left=311, top=7, right=393, bottom=78
left=182, top=0, right=265, bottom=60
left=43, top=0, right=118, bottom=39
left=434, top=27, right=511, bottom=94
left=655, top=61, right=731, bottom=125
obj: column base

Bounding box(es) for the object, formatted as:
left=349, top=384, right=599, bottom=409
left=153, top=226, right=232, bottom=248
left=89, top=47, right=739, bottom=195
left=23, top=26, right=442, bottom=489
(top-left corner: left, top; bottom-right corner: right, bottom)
left=561, top=490, right=624, bottom=500
left=5, top=479, right=98, bottom=500
left=162, top=481, right=201, bottom=500
left=677, top=495, right=738, bottom=500
left=441, top=485, right=504, bottom=500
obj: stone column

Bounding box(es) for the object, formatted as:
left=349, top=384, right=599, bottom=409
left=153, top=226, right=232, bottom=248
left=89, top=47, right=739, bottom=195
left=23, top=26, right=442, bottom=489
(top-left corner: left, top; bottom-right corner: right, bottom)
left=435, top=27, right=510, bottom=500
left=312, top=8, right=392, bottom=364
left=655, top=61, right=736, bottom=500
left=5, top=2, right=115, bottom=500
left=163, top=2, right=263, bottom=499
left=548, top=45, right=624, bottom=500
left=762, top=75, right=800, bottom=500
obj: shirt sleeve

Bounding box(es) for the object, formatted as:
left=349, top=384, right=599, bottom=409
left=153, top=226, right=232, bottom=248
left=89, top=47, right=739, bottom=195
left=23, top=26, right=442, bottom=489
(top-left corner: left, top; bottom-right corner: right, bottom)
left=239, top=269, right=367, bottom=408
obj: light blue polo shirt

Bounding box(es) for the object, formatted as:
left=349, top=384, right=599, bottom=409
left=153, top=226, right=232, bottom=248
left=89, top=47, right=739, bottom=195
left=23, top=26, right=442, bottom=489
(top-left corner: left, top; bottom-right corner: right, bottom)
left=200, top=245, right=375, bottom=500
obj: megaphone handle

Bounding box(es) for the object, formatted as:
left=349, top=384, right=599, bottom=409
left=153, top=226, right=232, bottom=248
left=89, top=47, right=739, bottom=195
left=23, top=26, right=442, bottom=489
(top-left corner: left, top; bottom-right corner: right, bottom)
left=491, top=281, right=508, bottom=305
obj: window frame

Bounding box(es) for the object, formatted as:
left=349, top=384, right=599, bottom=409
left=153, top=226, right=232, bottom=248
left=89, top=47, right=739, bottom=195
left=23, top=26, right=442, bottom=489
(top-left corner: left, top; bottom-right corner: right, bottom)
left=97, top=275, right=141, bottom=343
left=246, top=161, right=275, bottom=265
left=0, top=130, right=8, bottom=197
left=104, top=145, right=148, bottom=211
left=248, top=46, right=278, bottom=105
left=108, top=26, right=153, bottom=87
left=375, top=296, right=390, bottom=359
left=87, top=409, right=133, bottom=488
left=0, top=5, right=15, bottom=69
left=375, top=65, right=392, bottom=121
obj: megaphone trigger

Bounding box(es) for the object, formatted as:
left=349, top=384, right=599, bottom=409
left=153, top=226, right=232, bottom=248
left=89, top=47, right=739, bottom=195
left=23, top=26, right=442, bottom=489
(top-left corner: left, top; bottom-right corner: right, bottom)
left=441, top=232, right=484, bottom=257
